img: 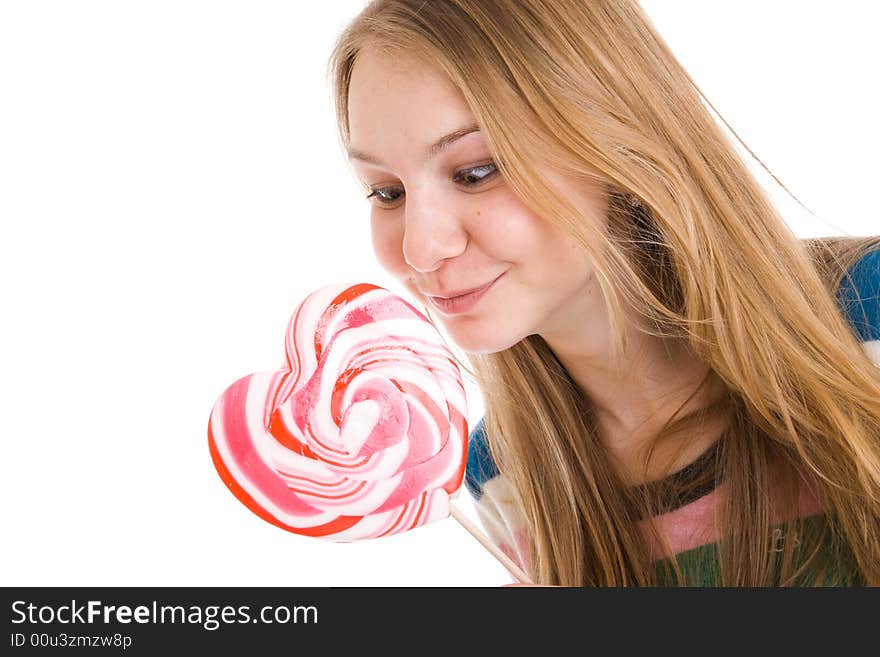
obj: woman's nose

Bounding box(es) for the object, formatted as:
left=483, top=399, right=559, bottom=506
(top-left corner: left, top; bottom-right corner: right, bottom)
left=402, top=198, right=468, bottom=273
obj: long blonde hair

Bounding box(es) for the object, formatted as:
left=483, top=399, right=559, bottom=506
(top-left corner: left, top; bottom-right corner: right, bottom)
left=326, top=0, right=880, bottom=585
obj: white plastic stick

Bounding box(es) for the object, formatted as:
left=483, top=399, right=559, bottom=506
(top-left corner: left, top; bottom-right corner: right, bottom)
left=448, top=502, right=533, bottom=584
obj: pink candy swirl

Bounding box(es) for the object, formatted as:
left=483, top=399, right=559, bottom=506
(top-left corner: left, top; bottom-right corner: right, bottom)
left=208, top=282, right=468, bottom=541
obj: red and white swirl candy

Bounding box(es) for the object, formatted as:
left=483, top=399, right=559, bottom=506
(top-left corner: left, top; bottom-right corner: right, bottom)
left=207, top=282, right=468, bottom=541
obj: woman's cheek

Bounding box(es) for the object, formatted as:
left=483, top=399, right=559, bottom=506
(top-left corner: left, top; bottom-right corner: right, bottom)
left=370, top=215, right=408, bottom=275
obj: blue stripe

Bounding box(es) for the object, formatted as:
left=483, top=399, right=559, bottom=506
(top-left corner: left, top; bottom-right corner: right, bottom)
left=464, top=416, right=499, bottom=501
left=464, top=246, right=880, bottom=500
left=836, top=248, right=880, bottom=342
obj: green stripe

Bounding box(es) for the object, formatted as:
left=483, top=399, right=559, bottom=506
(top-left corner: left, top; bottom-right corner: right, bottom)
left=653, top=513, right=863, bottom=586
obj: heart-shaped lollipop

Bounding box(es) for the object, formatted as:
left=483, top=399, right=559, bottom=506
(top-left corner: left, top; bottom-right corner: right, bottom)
left=208, top=281, right=468, bottom=539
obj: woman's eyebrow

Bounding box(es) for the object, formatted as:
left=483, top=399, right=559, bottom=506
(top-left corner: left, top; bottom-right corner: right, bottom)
left=348, top=123, right=480, bottom=166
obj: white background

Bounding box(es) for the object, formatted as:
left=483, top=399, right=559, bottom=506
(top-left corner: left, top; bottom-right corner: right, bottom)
left=1, top=1, right=877, bottom=587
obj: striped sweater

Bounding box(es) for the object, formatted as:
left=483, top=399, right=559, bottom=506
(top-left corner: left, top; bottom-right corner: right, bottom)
left=464, top=247, right=880, bottom=585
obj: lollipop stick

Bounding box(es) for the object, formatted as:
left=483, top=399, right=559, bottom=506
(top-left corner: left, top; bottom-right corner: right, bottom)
left=449, top=502, right=533, bottom=584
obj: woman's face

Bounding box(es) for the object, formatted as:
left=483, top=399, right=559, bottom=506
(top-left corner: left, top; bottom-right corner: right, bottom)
left=347, top=46, right=608, bottom=354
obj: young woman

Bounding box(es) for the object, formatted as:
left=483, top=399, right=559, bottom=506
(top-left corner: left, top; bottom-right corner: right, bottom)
left=326, top=0, right=880, bottom=586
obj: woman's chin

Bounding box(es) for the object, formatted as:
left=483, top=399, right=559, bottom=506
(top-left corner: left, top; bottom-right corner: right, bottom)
left=445, top=326, right=523, bottom=356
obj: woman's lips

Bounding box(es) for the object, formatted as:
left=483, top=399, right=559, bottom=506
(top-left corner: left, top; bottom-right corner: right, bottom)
left=427, top=272, right=505, bottom=315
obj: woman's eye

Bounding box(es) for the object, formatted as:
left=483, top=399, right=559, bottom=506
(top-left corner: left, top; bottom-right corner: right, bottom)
left=365, top=187, right=403, bottom=206
left=452, top=162, right=497, bottom=186
left=365, top=161, right=498, bottom=208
